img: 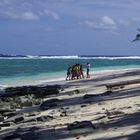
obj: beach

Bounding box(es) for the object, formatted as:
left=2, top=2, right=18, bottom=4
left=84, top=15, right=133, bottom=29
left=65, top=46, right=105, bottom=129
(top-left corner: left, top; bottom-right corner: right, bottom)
left=0, top=68, right=140, bottom=139
left=1, top=0, right=140, bottom=139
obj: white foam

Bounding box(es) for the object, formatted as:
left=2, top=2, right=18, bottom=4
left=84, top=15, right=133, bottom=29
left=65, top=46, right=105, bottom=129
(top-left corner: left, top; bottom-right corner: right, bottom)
left=1, top=55, right=140, bottom=60
left=79, top=56, right=140, bottom=60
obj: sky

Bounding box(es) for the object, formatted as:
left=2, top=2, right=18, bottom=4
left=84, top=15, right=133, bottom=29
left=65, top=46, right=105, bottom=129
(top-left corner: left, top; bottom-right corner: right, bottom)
left=0, top=0, right=140, bottom=56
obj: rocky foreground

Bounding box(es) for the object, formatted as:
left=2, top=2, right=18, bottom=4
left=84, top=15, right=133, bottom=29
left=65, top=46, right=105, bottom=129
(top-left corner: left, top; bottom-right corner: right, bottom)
left=1, top=69, right=140, bottom=140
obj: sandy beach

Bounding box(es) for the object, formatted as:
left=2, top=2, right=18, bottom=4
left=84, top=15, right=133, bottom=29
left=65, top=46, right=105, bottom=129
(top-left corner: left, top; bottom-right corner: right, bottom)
left=1, top=68, right=140, bottom=140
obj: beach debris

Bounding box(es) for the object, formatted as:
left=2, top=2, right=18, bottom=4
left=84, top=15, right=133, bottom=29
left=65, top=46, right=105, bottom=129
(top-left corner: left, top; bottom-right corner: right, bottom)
left=83, top=91, right=111, bottom=99
left=105, top=109, right=125, bottom=119
left=39, top=98, right=61, bottom=110
left=67, top=121, right=96, bottom=130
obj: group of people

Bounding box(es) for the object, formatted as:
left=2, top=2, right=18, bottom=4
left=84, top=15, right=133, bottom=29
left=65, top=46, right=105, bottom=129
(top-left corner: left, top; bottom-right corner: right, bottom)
left=66, top=62, right=90, bottom=80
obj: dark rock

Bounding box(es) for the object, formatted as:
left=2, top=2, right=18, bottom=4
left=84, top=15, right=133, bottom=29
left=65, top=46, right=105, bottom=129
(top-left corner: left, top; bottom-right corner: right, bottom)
left=26, top=112, right=40, bottom=117
left=67, top=121, right=96, bottom=130
left=60, top=110, right=67, bottom=117
left=15, top=116, right=24, bottom=123
left=81, top=104, right=87, bottom=108
left=74, top=89, right=80, bottom=94
left=103, top=90, right=112, bottom=96
left=39, top=98, right=60, bottom=110
left=2, top=111, right=17, bottom=118
left=4, top=85, right=61, bottom=98
left=83, top=94, right=99, bottom=99
left=0, top=108, right=15, bottom=115
left=34, top=88, right=59, bottom=98
left=36, top=115, right=53, bottom=122
left=5, top=114, right=24, bottom=124
left=0, top=122, right=14, bottom=127
left=0, top=115, right=4, bottom=122
left=22, top=118, right=37, bottom=123
left=47, top=115, right=54, bottom=119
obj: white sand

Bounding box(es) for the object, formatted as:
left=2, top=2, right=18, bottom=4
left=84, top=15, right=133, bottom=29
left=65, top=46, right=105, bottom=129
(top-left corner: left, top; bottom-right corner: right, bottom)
left=1, top=68, right=140, bottom=140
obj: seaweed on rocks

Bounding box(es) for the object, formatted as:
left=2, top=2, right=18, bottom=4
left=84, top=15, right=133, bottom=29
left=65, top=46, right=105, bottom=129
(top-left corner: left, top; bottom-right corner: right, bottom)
left=3, top=85, right=61, bottom=98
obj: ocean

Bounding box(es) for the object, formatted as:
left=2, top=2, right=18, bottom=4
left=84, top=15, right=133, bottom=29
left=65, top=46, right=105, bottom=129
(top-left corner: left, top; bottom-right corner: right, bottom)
left=1, top=55, right=140, bottom=88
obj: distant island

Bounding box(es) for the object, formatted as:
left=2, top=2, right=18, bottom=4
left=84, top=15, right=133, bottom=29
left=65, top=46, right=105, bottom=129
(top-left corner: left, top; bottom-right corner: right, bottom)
left=0, top=54, right=26, bottom=57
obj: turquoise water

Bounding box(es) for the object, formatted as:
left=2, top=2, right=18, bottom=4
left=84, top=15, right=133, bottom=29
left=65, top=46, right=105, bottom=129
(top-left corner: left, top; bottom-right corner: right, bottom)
left=1, top=56, right=140, bottom=88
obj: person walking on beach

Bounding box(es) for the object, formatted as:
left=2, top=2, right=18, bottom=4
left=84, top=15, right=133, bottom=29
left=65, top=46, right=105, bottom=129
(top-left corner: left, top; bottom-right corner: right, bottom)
left=86, top=62, right=90, bottom=78
left=80, top=64, right=84, bottom=79
left=66, top=65, right=72, bottom=80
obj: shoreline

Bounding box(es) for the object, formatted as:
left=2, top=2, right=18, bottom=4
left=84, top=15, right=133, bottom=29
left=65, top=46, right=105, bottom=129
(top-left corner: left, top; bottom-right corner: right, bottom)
left=1, top=67, right=140, bottom=89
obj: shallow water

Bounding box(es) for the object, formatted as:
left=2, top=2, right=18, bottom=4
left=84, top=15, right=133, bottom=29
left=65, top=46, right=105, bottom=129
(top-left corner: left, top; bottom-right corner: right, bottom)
left=0, top=56, right=140, bottom=88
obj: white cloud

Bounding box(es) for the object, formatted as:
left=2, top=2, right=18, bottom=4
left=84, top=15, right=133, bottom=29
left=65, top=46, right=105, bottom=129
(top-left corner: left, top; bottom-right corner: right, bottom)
left=101, top=16, right=116, bottom=26
left=44, top=10, right=60, bottom=20
left=85, top=16, right=117, bottom=30
left=0, top=0, right=39, bottom=20
left=3, top=11, right=39, bottom=20
left=21, top=12, right=39, bottom=20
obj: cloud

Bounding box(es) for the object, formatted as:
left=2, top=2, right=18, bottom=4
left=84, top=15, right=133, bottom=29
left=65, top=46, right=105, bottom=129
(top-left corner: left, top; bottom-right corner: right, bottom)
left=44, top=10, right=60, bottom=20
left=2, top=11, right=39, bottom=20
left=0, top=0, right=60, bottom=21
left=0, top=0, right=39, bottom=20
left=85, top=16, right=117, bottom=30
left=102, top=16, right=116, bottom=26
